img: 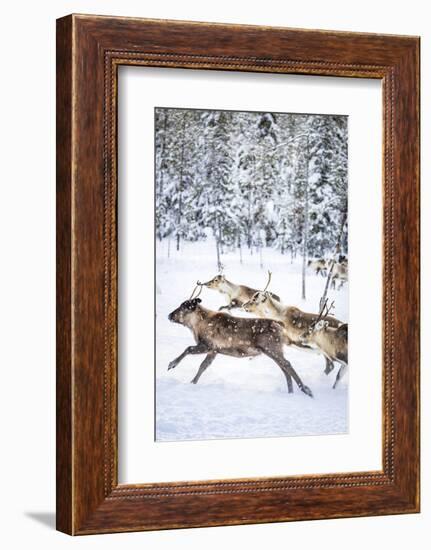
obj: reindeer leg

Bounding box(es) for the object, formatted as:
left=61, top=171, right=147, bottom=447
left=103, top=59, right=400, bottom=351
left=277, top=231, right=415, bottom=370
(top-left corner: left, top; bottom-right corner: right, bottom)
left=262, top=347, right=313, bottom=398
left=262, top=349, right=293, bottom=393
left=219, top=299, right=240, bottom=312
left=324, top=356, right=335, bottom=375
left=280, top=365, right=293, bottom=393
left=191, top=352, right=217, bottom=384
left=167, top=342, right=209, bottom=371
left=333, top=363, right=347, bottom=389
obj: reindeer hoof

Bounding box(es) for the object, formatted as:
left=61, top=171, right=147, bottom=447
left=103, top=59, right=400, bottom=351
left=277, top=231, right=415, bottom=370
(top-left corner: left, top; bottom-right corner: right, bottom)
left=301, top=385, right=313, bottom=398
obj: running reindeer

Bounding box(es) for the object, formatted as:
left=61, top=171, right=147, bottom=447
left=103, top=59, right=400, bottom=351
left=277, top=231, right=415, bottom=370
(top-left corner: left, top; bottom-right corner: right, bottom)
left=202, top=273, right=280, bottom=312
left=307, top=258, right=328, bottom=277
left=299, top=299, right=348, bottom=389
left=242, top=272, right=343, bottom=375
left=167, top=284, right=313, bottom=397
left=330, top=262, right=348, bottom=290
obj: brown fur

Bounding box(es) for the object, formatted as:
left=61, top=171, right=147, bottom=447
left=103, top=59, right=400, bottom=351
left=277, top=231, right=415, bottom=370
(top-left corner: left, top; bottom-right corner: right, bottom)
left=242, top=291, right=343, bottom=376
left=202, top=275, right=280, bottom=312
left=307, top=258, right=327, bottom=276
left=167, top=298, right=313, bottom=397
left=300, top=322, right=348, bottom=389
left=331, top=263, right=348, bottom=289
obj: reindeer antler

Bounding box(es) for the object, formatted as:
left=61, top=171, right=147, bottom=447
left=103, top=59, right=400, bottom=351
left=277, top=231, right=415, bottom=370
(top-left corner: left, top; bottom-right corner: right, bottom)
left=195, top=281, right=203, bottom=299
left=310, top=298, right=335, bottom=333
left=189, top=281, right=203, bottom=301
left=262, top=270, right=272, bottom=293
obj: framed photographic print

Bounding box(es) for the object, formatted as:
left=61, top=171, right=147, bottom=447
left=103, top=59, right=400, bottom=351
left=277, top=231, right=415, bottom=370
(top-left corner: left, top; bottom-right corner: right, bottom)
left=56, top=14, right=420, bottom=535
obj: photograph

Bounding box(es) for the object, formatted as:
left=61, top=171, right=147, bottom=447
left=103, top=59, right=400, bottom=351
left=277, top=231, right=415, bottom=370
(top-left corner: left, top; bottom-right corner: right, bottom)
left=154, top=106, right=349, bottom=442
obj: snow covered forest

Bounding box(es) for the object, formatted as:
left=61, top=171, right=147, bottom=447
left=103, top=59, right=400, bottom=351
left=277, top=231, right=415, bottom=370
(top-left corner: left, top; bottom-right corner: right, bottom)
left=154, top=107, right=349, bottom=442
left=155, top=107, right=348, bottom=269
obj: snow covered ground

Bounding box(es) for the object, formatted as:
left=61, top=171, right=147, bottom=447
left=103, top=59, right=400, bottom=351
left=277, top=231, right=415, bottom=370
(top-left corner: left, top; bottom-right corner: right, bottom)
left=155, top=238, right=348, bottom=442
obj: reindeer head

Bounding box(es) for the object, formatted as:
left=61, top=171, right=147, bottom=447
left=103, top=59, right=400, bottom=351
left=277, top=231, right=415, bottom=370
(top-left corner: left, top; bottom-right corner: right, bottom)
left=202, top=274, right=226, bottom=290
left=314, top=320, right=329, bottom=332
left=242, top=270, right=274, bottom=314
left=169, top=282, right=203, bottom=324
left=168, top=298, right=202, bottom=325
left=300, top=299, right=334, bottom=342
left=242, top=291, right=268, bottom=313
left=300, top=319, right=329, bottom=342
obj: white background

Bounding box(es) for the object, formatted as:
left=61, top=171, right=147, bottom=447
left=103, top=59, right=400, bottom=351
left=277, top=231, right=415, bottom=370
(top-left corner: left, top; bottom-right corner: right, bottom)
left=119, top=67, right=382, bottom=483
left=0, top=1, right=427, bottom=549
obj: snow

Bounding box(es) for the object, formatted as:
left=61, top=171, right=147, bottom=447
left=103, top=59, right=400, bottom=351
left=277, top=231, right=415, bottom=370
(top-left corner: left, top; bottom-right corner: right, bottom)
left=155, top=238, right=348, bottom=442
left=156, top=109, right=348, bottom=261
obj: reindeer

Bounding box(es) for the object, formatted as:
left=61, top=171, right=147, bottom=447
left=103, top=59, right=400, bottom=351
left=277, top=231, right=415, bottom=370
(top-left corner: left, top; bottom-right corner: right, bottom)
left=299, top=301, right=348, bottom=389
left=307, top=258, right=327, bottom=277
left=167, top=285, right=313, bottom=397
left=330, top=262, right=348, bottom=290
left=202, top=272, right=280, bottom=312
left=338, top=255, right=348, bottom=267
left=242, top=286, right=343, bottom=375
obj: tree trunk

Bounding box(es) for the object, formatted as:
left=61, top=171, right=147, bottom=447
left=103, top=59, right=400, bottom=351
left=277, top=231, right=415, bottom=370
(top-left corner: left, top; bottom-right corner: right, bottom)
left=218, top=219, right=223, bottom=255
left=156, top=110, right=168, bottom=242
left=319, top=210, right=348, bottom=310
left=214, top=230, right=222, bottom=272
left=246, top=218, right=252, bottom=251
left=176, top=112, right=188, bottom=252
left=281, top=227, right=285, bottom=255
left=301, top=137, right=309, bottom=301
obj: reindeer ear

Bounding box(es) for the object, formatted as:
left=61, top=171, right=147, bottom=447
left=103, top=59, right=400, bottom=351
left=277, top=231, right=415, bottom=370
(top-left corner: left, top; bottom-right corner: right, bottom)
left=189, top=298, right=201, bottom=309
left=315, top=320, right=325, bottom=331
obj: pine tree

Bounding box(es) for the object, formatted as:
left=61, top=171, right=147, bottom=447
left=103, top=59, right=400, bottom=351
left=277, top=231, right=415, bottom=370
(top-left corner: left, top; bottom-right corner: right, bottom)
left=200, top=110, right=237, bottom=269
left=154, top=107, right=348, bottom=271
